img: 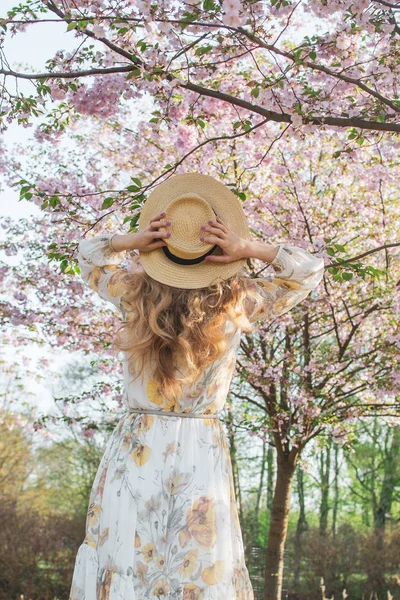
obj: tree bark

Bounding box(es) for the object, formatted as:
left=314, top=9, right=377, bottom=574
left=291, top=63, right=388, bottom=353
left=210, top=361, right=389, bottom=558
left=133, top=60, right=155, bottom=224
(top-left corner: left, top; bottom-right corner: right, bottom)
left=255, top=440, right=267, bottom=525
left=266, top=440, right=275, bottom=511
left=226, top=408, right=244, bottom=529
left=263, top=454, right=296, bottom=600
left=294, top=467, right=308, bottom=591
left=319, top=437, right=332, bottom=535
left=331, top=443, right=339, bottom=539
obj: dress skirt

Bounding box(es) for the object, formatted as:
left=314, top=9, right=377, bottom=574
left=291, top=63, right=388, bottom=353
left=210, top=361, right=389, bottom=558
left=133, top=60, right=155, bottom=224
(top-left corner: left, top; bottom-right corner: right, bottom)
left=69, top=411, right=254, bottom=600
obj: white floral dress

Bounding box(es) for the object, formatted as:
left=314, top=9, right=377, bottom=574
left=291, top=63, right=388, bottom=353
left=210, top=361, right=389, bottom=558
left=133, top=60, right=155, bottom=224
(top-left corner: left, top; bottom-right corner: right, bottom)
left=69, top=234, right=324, bottom=600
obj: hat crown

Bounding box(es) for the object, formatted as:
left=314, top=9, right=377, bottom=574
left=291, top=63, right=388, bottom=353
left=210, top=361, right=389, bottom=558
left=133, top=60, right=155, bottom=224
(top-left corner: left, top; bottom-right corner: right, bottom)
left=162, top=193, right=217, bottom=260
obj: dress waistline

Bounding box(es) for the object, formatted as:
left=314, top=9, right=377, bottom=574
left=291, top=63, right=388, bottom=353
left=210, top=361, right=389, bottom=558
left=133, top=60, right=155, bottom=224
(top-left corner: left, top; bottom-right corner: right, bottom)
left=127, top=408, right=219, bottom=419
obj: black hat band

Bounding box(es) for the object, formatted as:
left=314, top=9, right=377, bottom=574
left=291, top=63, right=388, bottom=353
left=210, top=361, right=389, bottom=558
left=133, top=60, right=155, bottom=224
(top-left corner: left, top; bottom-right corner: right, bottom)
left=162, top=244, right=219, bottom=265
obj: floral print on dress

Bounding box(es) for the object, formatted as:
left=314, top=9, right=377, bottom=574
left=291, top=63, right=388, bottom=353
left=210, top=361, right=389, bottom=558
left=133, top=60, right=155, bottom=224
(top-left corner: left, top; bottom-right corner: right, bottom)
left=69, top=234, right=324, bottom=599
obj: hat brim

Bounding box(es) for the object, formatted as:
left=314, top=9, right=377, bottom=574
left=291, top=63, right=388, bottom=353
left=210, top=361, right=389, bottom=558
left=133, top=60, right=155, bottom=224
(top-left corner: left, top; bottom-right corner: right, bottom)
left=138, top=172, right=251, bottom=289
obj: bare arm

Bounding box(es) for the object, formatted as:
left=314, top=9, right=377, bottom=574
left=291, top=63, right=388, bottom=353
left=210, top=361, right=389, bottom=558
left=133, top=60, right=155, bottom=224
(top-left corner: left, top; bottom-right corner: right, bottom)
left=108, top=233, right=139, bottom=253
left=240, top=240, right=280, bottom=263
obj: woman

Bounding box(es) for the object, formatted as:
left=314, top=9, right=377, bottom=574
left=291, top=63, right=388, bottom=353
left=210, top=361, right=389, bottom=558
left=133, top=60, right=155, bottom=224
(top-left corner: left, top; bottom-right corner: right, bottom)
left=69, top=172, right=324, bottom=600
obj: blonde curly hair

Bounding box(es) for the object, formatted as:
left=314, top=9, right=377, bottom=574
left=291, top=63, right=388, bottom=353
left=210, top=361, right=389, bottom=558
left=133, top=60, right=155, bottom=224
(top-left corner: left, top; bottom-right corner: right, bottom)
left=112, top=265, right=264, bottom=404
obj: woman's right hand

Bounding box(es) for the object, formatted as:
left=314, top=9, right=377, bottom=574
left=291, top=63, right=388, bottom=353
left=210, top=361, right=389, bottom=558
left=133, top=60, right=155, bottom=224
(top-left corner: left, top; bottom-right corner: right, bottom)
left=200, top=216, right=250, bottom=263
left=132, top=211, right=171, bottom=252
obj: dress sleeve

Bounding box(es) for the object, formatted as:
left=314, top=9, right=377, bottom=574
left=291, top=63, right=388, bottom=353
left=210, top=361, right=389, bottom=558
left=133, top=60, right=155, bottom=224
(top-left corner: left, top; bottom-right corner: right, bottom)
left=77, top=233, right=139, bottom=313
left=247, top=244, right=325, bottom=323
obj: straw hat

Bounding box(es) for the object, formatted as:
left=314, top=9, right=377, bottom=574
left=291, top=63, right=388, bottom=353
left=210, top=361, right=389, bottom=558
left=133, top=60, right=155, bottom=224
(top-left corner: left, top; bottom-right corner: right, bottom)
left=137, top=172, right=251, bottom=289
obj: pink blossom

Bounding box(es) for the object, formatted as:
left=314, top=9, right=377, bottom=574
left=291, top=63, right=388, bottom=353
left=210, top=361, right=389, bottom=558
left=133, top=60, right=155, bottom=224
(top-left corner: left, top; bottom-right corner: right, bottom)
left=13, top=291, right=27, bottom=302
left=336, top=34, right=352, bottom=50
left=92, top=24, right=106, bottom=38
left=83, top=428, right=96, bottom=438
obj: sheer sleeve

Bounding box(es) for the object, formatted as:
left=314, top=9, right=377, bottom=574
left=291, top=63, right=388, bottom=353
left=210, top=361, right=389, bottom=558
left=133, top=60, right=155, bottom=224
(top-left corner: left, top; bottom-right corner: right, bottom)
left=247, top=244, right=325, bottom=323
left=77, top=233, right=140, bottom=314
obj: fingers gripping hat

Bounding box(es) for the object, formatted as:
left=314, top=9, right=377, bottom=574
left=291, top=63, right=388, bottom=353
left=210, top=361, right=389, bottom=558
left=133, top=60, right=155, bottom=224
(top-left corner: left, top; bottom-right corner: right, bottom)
left=137, top=172, right=251, bottom=289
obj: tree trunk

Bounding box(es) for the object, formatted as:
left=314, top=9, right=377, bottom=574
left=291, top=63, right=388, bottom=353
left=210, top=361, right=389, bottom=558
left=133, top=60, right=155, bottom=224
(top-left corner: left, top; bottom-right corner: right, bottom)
left=331, top=443, right=339, bottom=538
left=255, top=440, right=267, bottom=525
left=374, top=427, right=400, bottom=530
left=226, top=408, right=244, bottom=528
left=319, top=437, right=332, bottom=535
left=263, top=455, right=296, bottom=600
left=294, top=466, right=308, bottom=591
left=266, top=440, right=275, bottom=511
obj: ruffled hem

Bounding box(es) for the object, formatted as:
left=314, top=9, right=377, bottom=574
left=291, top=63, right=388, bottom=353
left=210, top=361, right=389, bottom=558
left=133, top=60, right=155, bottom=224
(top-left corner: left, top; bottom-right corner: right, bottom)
left=69, top=542, right=137, bottom=600
left=69, top=542, right=252, bottom=599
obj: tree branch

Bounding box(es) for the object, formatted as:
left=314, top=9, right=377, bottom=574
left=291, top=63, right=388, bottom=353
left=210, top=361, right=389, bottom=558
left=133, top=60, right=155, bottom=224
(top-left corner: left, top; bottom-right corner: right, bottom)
left=2, top=69, right=400, bottom=134
left=0, top=66, right=134, bottom=79
left=328, top=242, right=400, bottom=267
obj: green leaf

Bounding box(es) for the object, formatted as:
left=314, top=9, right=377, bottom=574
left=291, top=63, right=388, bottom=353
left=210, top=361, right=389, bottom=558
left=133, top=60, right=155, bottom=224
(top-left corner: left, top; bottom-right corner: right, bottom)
left=377, top=112, right=385, bottom=123
left=67, top=21, right=77, bottom=31
left=293, top=48, right=303, bottom=64
left=197, top=119, right=205, bottom=128
left=130, top=177, right=142, bottom=188
left=250, top=87, right=260, bottom=98
left=60, top=259, right=69, bottom=272
left=243, top=119, right=252, bottom=131
left=342, top=272, right=353, bottom=281
left=326, top=247, right=335, bottom=256
left=49, top=196, right=60, bottom=208
left=127, top=185, right=140, bottom=193
left=195, top=45, right=214, bottom=57
left=179, top=11, right=198, bottom=30
left=309, top=50, right=316, bottom=60
left=203, top=0, right=215, bottom=10
left=101, top=197, right=114, bottom=210
left=126, top=67, right=142, bottom=79
left=333, top=243, right=346, bottom=252
left=129, top=213, right=140, bottom=231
